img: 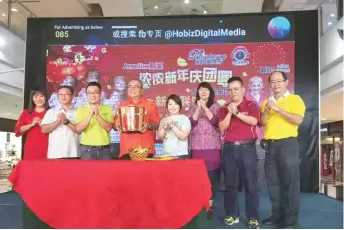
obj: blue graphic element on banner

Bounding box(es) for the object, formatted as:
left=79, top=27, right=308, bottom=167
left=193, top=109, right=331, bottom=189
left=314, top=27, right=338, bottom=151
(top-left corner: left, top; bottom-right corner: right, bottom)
left=268, top=16, right=291, bottom=39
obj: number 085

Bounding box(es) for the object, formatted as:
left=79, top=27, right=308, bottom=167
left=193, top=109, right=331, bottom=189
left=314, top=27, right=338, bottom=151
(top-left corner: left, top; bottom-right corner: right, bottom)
left=55, top=31, right=69, bottom=38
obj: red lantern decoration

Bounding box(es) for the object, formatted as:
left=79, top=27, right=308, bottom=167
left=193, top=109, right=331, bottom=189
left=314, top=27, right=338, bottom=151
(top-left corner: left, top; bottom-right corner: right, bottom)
left=61, top=65, right=78, bottom=77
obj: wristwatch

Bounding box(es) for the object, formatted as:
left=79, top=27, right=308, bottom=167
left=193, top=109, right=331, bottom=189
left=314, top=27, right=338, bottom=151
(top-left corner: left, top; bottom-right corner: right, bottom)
left=233, top=110, right=239, bottom=116
left=64, top=119, right=70, bottom=125
left=148, top=123, right=152, bottom=130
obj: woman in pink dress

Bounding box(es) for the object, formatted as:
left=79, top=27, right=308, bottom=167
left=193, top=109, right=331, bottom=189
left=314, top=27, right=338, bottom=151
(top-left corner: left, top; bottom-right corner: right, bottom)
left=187, top=82, right=222, bottom=210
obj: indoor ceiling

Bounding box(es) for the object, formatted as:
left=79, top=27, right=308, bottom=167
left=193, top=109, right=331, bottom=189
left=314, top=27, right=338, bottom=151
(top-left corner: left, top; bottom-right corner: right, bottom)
left=0, top=0, right=340, bottom=37
left=20, top=0, right=89, bottom=17
left=143, top=0, right=224, bottom=16
left=320, top=0, right=339, bottom=33
left=298, top=0, right=339, bottom=33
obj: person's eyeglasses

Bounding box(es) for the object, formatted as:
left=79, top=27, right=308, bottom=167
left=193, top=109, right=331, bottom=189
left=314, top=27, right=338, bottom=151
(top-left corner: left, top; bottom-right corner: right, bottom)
left=86, top=92, right=100, bottom=95
left=270, top=80, right=285, bottom=84
left=127, top=86, right=142, bottom=89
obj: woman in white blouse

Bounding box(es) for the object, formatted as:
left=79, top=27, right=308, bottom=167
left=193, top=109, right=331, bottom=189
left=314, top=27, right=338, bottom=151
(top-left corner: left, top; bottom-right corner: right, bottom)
left=157, top=94, right=191, bottom=158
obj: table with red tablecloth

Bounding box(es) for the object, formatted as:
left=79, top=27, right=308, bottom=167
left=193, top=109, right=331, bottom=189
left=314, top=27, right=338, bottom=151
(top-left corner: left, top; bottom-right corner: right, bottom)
left=9, top=159, right=212, bottom=229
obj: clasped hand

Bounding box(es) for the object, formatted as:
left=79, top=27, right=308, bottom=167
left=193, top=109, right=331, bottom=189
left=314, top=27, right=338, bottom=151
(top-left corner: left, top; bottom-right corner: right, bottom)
left=166, top=117, right=176, bottom=127
left=227, top=103, right=238, bottom=114
left=197, top=100, right=207, bottom=109
left=57, top=112, right=67, bottom=124
left=89, top=106, right=100, bottom=117
left=265, top=100, right=279, bottom=112
left=31, top=117, right=41, bottom=126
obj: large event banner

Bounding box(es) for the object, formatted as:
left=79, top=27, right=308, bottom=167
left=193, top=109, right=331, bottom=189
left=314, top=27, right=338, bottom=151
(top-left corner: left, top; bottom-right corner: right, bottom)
left=44, top=15, right=295, bottom=152
left=46, top=43, right=295, bottom=114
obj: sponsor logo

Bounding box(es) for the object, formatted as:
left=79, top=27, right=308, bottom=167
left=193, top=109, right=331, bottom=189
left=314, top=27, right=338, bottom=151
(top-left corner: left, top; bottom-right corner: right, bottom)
left=230, top=46, right=250, bottom=66
left=188, top=49, right=227, bottom=65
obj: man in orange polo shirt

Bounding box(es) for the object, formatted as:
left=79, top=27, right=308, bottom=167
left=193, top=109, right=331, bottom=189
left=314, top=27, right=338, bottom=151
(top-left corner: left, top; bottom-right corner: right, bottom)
left=114, top=79, right=160, bottom=159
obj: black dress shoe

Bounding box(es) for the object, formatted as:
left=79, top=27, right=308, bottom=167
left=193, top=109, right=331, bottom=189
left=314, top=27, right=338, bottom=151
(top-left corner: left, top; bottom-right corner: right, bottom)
left=262, top=216, right=281, bottom=225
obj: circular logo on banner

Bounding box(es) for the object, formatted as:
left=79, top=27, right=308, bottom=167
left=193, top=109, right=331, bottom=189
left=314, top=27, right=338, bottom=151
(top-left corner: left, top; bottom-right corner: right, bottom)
left=267, top=16, right=291, bottom=39
left=230, top=46, right=250, bottom=66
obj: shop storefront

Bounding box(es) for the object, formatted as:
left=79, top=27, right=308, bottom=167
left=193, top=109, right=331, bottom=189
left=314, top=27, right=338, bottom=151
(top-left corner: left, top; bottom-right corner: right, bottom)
left=320, top=121, right=343, bottom=200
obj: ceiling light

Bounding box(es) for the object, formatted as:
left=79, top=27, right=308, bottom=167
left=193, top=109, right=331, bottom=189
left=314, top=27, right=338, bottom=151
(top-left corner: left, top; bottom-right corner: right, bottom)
left=1, top=13, right=6, bottom=17
left=5, top=113, right=11, bottom=115
left=328, top=22, right=333, bottom=25
left=321, top=118, right=327, bottom=120
left=11, top=8, right=18, bottom=12
left=184, top=0, right=190, bottom=3
left=167, top=12, right=170, bottom=15
left=330, top=13, right=335, bottom=17
left=154, top=5, right=158, bottom=9
left=203, top=10, right=207, bottom=14
left=0, top=37, right=5, bottom=47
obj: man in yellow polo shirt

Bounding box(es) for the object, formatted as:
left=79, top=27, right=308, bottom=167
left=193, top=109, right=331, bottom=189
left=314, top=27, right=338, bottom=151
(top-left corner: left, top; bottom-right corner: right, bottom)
left=260, top=71, right=305, bottom=229
left=76, top=82, right=114, bottom=160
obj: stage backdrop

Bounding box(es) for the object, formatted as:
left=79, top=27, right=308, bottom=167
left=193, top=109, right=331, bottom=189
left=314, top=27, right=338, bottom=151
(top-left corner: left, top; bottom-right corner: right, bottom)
left=24, top=11, right=319, bottom=192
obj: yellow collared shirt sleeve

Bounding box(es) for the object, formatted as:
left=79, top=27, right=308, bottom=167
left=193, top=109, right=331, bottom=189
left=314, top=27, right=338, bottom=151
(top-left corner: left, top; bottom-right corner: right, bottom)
left=261, top=100, right=268, bottom=113
left=290, top=95, right=306, bottom=117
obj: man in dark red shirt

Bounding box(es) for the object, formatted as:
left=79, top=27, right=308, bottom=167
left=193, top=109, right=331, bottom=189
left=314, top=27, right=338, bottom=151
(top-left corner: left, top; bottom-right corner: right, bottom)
left=219, top=76, right=260, bottom=229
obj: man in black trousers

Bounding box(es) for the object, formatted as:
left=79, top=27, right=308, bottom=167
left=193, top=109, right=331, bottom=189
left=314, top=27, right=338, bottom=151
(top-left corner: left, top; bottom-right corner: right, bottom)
left=260, top=71, right=306, bottom=229
left=219, top=76, right=261, bottom=229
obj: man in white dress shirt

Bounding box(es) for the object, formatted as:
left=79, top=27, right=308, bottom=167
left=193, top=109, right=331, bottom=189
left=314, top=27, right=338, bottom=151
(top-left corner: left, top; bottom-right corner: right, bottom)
left=41, top=85, right=80, bottom=159
left=48, top=75, right=78, bottom=108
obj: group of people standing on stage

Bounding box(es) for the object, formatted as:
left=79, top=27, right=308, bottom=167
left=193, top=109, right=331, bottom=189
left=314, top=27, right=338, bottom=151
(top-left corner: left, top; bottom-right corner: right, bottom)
left=15, top=70, right=305, bottom=229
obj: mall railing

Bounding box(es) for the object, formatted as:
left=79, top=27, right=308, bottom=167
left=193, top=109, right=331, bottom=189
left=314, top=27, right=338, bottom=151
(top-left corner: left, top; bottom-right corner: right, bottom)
left=0, top=1, right=35, bottom=39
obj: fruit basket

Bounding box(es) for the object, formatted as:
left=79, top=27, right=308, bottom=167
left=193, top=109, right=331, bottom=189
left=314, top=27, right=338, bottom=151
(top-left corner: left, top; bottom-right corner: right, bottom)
left=128, top=146, right=150, bottom=161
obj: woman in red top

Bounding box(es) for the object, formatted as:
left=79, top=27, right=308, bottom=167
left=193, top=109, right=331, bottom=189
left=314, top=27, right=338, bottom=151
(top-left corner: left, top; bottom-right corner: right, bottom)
left=14, top=89, right=49, bottom=160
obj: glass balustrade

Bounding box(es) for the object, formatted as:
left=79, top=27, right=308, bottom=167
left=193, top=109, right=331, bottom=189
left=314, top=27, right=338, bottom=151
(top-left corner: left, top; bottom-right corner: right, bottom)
left=0, top=1, right=34, bottom=38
